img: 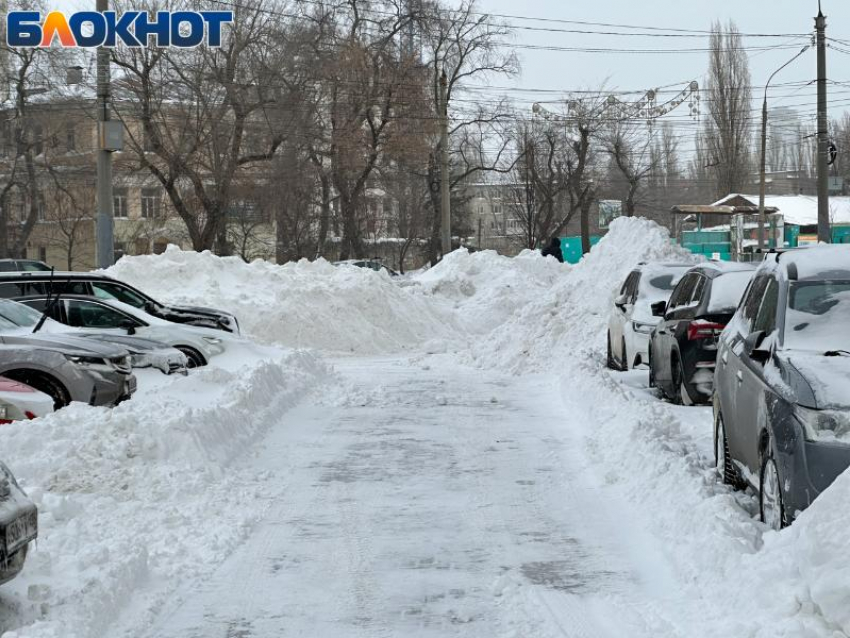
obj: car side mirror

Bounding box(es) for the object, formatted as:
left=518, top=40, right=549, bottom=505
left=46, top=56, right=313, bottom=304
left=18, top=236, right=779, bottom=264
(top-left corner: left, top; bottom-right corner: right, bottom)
left=614, top=294, right=629, bottom=311
left=651, top=301, right=667, bottom=318
left=119, top=319, right=136, bottom=335
left=745, top=330, right=770, bottom=365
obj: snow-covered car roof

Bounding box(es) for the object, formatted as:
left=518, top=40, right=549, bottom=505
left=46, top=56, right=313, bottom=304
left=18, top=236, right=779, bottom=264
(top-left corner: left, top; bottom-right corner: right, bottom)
left=765, top=244, right=850, bottom=281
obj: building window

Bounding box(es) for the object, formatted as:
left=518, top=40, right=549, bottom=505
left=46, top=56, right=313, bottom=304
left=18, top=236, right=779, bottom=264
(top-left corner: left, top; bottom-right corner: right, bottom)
left=113, top=242, right=126, bottom=260
left=153, top=240, right=168, bottom=254
left=492, top=203, right=502, bottom=214
left=140, top=188, right=161, bottom=219
left=142, top=127, right=156, bottom=152
left=38, top=246, right=46, bottom=262
left=113, top=187, right=129, bottom=218
left=66, top=123, right=76, bottom=152
left=37, top=197, right=46, bottom=221
left=1, top=120, right=12, bottom=156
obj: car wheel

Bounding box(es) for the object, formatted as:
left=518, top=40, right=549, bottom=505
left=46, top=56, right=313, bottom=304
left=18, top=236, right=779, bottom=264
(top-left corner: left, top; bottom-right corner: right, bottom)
left=606, top=332, right=616, bottom=370
left=620, top=337, right=629, bottom=371
left=672, top=356, right=694, bottom=406
left=714, top=411, right=739, bottom=487
left=760, top=448, right=786, bottom=531
left=648, top=347, right=656, bottom=388
left=176, top=346, right=206, bottom=369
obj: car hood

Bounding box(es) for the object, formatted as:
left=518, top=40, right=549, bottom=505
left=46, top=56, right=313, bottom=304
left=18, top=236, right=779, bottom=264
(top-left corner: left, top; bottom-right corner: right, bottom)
left=778, top=351, right=850, bottom=410
left=0, top=331, right=130, bottom=358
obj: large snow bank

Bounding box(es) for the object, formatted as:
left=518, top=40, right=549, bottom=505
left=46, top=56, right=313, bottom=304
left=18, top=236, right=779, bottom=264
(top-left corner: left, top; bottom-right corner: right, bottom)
left=467, top=217, right=697, bottom=371
left=0, top=345, right=329, bottom=638
left=107, top=248, right=457, bottom=354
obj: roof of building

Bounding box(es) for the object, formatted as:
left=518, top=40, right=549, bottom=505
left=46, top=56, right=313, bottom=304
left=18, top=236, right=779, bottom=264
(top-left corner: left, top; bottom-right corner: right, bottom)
left=711, top=194, right=850, bottom=226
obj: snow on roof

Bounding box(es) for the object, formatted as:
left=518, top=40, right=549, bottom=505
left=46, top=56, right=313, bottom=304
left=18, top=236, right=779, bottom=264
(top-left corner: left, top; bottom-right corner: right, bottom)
left=712, top=194, right=850, bottom=226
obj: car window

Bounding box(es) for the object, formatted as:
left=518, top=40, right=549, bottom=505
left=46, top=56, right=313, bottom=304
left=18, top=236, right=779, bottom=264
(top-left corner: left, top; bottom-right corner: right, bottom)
left=690, top=275, right=707, bottom=305
left=668, top=274, right=697, bottom=310
left=66, top=300, right=137, bottom=329
left=752, top=278, right=779, bottom=335
left=0, top=282, right=28, bottom=298
left=785, top=281, right=850, bottom=351
left=19, top=261, right=51, bottom=272
left=91, top=282, right=148, bottom=308
left=740, top=276, right=769, bottom=332
left=0, top=262, right=15, bottom=272
left=627, top=273, right=641, bottom=303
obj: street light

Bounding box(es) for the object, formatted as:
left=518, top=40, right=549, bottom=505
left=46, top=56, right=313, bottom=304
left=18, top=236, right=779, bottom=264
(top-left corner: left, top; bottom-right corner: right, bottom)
left=757, top=45, right=810, bottom=251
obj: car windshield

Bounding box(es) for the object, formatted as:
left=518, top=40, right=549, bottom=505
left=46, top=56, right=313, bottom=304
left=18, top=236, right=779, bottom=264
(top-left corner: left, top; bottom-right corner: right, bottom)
left=785, top=281, right=850, bottom=352
left=636, top=268, right=689, bottom=303
left=0, top=299, right=41, bottom=327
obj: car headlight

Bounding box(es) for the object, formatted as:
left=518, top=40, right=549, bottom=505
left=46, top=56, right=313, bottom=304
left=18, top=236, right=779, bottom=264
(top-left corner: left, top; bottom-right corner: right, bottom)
left=794, top=405, right=850, bottom=444
left=65, top=354, right=108, bottom=366
left=202, top=336, right=222, bottom=345
left=631, top=321, right=655, bottom=335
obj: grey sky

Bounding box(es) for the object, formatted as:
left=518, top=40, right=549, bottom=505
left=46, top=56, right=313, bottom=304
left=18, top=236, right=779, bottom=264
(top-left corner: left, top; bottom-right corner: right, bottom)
left=475, top=0, right=850, bottom=124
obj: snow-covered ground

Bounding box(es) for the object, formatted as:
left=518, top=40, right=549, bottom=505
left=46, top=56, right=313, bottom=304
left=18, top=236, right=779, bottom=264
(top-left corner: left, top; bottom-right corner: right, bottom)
left=1, top=217, right=848, bottom=637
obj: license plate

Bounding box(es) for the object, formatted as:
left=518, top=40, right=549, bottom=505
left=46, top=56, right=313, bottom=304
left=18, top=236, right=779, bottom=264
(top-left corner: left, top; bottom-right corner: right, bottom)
left=5, top=510, right=37, bottom=556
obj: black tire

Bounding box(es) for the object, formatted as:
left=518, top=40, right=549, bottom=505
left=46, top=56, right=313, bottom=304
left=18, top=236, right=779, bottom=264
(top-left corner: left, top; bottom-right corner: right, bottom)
left=714, top=411, right=741, bottom=487
left=4, top=370, right=70, bottom=411
left=671, top=356, right=694, bottom=406
left=648, top=347, right=656, bottom=388
left=606, top=333, right=617, bottom=370
left=759, top=446, right=786, bottom=531
left=176, top=346, right=206, bottom=369
left=620, top=337, right=629, bottom=371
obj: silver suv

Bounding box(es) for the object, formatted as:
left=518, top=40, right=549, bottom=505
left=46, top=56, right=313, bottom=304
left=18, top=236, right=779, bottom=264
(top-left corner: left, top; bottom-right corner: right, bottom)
left=0, top=336, right=136, bottom=409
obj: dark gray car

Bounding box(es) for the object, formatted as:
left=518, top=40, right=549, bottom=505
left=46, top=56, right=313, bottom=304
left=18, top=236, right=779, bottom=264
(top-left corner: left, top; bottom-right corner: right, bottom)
left=0, top=461, right=37, bottom=585
left=714, top=246, right=850, bottom=529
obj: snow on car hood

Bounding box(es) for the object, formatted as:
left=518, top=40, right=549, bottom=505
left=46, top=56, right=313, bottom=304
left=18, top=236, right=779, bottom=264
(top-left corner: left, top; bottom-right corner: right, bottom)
left=781, top=351, right=850, bottom=410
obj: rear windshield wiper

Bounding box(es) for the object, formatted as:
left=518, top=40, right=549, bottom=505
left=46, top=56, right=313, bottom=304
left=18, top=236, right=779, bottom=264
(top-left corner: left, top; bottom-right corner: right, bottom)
left=825, top=350, right=850, bottom=357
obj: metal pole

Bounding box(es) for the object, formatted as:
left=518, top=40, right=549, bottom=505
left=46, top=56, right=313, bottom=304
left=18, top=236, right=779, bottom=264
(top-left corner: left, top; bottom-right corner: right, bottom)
left=816, top=9, right=831, bottom=243
left=439, top=70, right=451, bottom=257
left=758, top=45, right=810, bottom=251
left=96, top=0, right=114, bottom=268
left=758, top=98, right=768, bottom=251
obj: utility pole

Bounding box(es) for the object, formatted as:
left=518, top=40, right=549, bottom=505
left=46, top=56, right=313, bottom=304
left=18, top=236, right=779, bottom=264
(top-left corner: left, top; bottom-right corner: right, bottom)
left=816, top=5, right=831, bottom=243
left=440, top=69, right=451, bottom=257
left=95, top=0, right=114, bottom=268
left=758, top=45, right=810, bottom=250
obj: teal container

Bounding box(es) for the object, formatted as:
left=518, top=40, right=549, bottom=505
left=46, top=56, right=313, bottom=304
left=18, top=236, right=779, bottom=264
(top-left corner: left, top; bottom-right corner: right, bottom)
left=560, top=236, right=601, bottom=264
left=833, top=226, right=850, bottom=244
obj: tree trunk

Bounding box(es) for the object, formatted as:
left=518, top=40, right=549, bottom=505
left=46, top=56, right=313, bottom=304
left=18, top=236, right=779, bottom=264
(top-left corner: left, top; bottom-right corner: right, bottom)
left=580, top=200, right=592, bottom=255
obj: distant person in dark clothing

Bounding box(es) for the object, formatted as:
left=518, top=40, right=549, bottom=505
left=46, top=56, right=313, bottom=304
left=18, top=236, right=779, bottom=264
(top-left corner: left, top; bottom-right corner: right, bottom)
left=541, top=237, right=564, bottom=263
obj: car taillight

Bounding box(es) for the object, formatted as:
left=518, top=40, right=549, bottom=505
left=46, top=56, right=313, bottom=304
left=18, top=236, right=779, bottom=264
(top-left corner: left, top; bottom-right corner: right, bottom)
left=687, top=320, right=726, bottom=341
left=24, top=411, right=36, bottom=420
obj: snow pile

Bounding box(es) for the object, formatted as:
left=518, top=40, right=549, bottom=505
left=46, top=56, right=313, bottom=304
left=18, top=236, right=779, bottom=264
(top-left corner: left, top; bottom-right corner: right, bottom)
left=469, top=217, right=697, bottom=371
left=0, top=346, right=329, bottom=638
left=412, top=248, right=569, bottom=334
left=107, top=248, right=457, bottom=354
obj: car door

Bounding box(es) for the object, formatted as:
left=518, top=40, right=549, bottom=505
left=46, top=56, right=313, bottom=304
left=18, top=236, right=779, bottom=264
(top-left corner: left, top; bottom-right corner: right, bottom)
left=653, top=273, right=697, bottom=387
left=610, top=271, right=638, bottom=361
left=63, top=299, right=146, bottom=336
left=735, top=276, right=780, bottom=472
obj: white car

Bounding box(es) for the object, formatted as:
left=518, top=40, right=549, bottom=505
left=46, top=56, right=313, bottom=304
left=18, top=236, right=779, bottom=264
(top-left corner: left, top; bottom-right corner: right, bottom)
left=18, top=295, right=226, bottom=368
left=0, top=376, right=54, bottom=421
left=607, top=263, right=692, bottom=370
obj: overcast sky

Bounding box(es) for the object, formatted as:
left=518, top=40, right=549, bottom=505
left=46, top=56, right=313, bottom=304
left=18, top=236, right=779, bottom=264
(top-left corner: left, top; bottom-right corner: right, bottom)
left=474, top=0, right=850, bottom=125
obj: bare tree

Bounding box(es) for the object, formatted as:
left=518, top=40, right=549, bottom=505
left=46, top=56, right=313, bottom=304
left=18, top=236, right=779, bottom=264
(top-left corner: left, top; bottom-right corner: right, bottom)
left=112, top=0, right=306, bottom=254
left=703, top=20, right=753, bottom=197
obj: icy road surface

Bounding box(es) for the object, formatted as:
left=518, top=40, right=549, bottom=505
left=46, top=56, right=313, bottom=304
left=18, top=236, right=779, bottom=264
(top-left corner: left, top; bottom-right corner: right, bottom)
left=139, top=355, right=696, bottom=638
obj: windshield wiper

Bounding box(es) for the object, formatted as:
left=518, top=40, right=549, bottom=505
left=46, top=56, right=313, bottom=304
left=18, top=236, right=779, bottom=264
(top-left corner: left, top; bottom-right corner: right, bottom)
left=32, top=269, right=71, bottom=334
left=824, top=350, right=850, bottom=357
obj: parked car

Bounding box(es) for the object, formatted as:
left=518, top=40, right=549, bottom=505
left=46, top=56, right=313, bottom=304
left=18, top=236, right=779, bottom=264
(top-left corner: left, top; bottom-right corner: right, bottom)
left=0, top=259, right=51, bottom=273
left=713, top=245, right=850, bottom=529
left=648, top=262, right=756, bottom=405
left=0, top=376, right=54, bottom=422
left=607, top=263, right=692, bottom=370
left=17, top=295, right=226, bottom=368
left=0, top=299, right=187, bottom=375
left=0, top=461, right=37, bottom=585
left=334, top=260, right=399, bottom=277
left=0, top=338, right=135, bottom=410
left=0, top=272, right=239, bottom=334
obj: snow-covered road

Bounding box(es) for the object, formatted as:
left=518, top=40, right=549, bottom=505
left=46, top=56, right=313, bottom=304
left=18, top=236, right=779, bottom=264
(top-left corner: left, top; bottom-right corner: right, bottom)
left=135, top=355, right=693, bottom=638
